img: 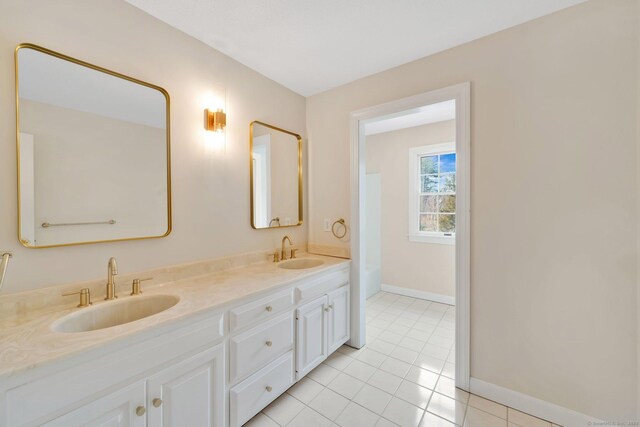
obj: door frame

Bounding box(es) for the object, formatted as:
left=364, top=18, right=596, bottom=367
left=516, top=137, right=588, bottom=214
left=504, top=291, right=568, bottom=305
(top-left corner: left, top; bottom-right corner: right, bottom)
left=348, top=82, right=471, bottom=390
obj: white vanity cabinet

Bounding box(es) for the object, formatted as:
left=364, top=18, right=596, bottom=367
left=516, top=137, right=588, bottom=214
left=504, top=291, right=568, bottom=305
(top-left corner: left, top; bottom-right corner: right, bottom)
left=3, top=312, right=226, bottom=427
left=294, top=268, right=351, bottom=379
left=228, top=264, right=350, bottom=427
left=40, top=344, right=225, bottom=427
left=296, top=284, right=350, bottom=379
left=1, top=260, right=351, bottom=427
left=227, top=291, right=296, bottom=427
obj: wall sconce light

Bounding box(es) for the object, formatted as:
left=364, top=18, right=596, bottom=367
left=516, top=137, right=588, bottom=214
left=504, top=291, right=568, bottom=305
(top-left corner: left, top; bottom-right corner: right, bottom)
left=204, top=108, right=226, bottom=133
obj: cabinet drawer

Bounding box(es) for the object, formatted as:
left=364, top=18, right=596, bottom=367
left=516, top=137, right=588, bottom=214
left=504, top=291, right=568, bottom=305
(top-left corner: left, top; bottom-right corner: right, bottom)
left=229, top=288, right=294, bottom=332
left=295, top=268, right=349, bottom=301
left=230, top=312, right=294, bottom=383
left=229, top=352, right=294, bottom=427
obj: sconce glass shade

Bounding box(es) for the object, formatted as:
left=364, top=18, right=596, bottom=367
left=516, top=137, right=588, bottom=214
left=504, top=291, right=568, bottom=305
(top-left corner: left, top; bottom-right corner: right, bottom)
left=205, top=108, right=226, bottom=132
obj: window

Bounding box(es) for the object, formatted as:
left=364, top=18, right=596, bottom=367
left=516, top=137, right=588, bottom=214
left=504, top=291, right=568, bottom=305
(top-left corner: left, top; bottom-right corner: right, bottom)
left=409, top=143, right=456, bottom=244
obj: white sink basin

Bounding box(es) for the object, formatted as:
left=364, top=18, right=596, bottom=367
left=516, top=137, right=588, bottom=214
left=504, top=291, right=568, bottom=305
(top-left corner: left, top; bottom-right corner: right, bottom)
left=278, top=258, right=324, bottom=270
left=52, top=294, right=180, bottom=333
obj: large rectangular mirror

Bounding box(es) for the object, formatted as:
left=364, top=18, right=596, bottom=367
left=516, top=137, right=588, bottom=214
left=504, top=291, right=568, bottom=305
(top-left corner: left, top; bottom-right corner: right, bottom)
left=15, top=44, right=171, bottom=248
left=250, top=121, right=302, bottom=229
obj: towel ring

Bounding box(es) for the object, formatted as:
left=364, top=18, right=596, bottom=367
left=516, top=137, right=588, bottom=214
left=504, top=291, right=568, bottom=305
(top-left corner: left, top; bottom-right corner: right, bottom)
left=332, top=218, right=347, bottom=239
left=269, top=217, right=281, bottom=227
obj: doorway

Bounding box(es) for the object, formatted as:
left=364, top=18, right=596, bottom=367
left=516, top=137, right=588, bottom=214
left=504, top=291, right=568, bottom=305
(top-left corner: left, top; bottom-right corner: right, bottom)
left=348, top=82, right=470, bottom=390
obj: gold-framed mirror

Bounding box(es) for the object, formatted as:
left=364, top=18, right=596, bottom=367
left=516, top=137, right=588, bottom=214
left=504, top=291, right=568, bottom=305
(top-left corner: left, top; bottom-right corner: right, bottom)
left=250, top=121, right=302, bottom=229
left=15, top=44, right=171, bottom=248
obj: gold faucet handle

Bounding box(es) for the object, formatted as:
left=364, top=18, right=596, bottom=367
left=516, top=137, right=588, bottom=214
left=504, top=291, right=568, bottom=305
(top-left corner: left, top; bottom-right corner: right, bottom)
left=131, top=278, right=153, bottom=296
left=290, top=248, right=298, bottom=259
left=270, top=251, right=280, bottom=263
left=62, top=288, right=92, bottom=308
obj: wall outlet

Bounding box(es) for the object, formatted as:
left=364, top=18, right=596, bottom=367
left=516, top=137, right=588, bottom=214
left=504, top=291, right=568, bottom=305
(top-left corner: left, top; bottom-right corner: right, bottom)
left=323, top=218, right=331, bottom=232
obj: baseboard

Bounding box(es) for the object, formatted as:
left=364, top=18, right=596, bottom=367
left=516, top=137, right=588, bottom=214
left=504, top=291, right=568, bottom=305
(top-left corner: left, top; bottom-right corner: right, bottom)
left=469, top=377, right=602, bottom=426
left=381, top=284, right=455, bottom=306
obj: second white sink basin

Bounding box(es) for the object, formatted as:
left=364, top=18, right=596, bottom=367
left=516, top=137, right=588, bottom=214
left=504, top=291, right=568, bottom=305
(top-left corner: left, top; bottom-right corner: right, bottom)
left=52, top=294, right=180, bottom=333
left=278, top=258, right=324, bottom=270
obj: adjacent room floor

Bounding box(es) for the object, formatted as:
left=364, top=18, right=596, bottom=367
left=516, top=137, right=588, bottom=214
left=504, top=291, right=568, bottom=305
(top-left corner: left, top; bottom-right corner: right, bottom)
left=245, top=292, right=557, bottom=427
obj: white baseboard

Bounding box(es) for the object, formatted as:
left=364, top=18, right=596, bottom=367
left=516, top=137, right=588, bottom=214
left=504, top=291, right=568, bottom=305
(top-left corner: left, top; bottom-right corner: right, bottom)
left=469, top=377, right=602, bottom=426
left=381, top=284, right=455, bottom=306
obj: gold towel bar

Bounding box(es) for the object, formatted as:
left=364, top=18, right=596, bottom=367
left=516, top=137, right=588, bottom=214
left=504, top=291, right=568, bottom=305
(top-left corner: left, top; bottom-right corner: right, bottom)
left=42, top=219, right=116, bottom=228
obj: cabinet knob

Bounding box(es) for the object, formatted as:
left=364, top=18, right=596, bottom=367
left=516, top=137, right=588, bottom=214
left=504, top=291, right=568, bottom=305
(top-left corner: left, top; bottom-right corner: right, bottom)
left=136, top=406, right=146, bottom=416
left=265, top=305, right=273, bottom=312
left=324, top=306, right=330, bottom=312
left=265, top=340, right=273, bottom=347
left=152, top=398, right=163, bottom=408
left=266, top=385, right=273, bottom=392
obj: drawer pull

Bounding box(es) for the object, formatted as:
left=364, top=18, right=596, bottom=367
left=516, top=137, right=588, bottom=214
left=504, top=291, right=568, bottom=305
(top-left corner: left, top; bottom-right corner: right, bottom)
left=152, top=398, right=163, bottom=408
left=265, top=305, right=273, bottom=312
left=266, top=385, right=273, bottom=392
left=266, top=340, right=273, bottom=347
left=136, top=406, right=146, bottom=416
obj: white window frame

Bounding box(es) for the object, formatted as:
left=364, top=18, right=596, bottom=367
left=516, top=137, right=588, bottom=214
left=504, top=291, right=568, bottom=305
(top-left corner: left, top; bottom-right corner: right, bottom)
left=408, top=142, right=456, bottom=245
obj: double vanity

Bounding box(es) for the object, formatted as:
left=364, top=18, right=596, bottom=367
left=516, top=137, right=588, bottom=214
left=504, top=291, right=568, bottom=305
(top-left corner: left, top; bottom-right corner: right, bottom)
left=3, top=43, right=338, bottom=427
left=0, top=253, right=351, bottom=427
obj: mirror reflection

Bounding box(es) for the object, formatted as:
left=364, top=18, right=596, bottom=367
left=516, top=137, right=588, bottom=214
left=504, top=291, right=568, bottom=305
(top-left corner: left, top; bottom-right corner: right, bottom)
left=16, top=45, right=171, bottom=248
left=250, top=121, right=302, bottom=229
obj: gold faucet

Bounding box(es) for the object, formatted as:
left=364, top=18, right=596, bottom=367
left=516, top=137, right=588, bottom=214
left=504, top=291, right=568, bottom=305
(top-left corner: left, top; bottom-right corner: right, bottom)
left=281, top=236, right=293, bottom=261
left=105, top=257, right=118, bottom=300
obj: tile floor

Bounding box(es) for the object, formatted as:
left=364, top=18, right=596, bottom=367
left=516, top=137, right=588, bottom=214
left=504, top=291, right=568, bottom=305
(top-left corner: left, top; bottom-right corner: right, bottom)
left=245, top=292, right=559, bottom=427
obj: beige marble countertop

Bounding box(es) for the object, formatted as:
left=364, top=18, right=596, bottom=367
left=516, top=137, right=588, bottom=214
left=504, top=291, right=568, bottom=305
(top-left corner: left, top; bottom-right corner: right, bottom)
left=0, top=254, right=349, bottom=380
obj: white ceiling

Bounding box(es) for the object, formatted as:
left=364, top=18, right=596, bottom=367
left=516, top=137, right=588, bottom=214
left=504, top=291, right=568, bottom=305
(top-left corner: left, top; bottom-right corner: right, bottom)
left=125, top=0, right=586, bottom=96
left=365, top=100, right=455, bottom=136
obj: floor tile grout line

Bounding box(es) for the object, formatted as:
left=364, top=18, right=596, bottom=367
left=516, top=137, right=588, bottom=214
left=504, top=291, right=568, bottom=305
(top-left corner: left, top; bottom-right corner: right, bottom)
left=355, top=337, right=451, bottom=368
left=370, top=317, right=453, bottom=348
left=260, top=410, right=281, bottom=426
left=282, top=392, right=329, bottom=426
left=321, top=352, right=472, bottom=424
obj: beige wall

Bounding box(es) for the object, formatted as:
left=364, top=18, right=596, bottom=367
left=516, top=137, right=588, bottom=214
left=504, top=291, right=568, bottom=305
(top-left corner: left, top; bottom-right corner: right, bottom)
left=0, top=0, right=307, bottom=293
left=307, top=0, right=638, bottom=419
left=366, top=121, right=455, bottom=298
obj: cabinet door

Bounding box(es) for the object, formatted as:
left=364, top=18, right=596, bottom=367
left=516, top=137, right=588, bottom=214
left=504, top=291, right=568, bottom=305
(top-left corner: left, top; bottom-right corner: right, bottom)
left=42, top=382, right=146, bottom=427
left=327, top=285, right=351, bottom=353
left=296, top=295, right=328, bottom=379
left=147, top=343, right=225, bottom=427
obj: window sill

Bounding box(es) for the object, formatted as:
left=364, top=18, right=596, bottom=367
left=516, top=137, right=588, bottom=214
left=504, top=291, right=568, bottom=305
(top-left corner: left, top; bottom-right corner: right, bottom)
left=408, top=234, right=455, bottom=245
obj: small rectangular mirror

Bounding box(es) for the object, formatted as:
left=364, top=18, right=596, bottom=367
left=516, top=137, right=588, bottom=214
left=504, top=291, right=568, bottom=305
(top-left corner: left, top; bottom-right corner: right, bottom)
left=250, top=121, right=302, bottom=229
left=15, top=44, right=171, bottom=248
